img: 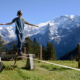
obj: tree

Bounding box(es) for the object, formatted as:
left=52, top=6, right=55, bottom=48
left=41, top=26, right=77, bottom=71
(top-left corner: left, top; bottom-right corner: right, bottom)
left=32, top=38, right=40, bottom=57
left=23, top=37, right=40, bottom=58
left=50, top=43, right=57, bottom=60
left=0, top=35, right=4, bottom=53
left=71, top=54, right=73, bottom=61
left=12, top=43, right=17, bottom=52
left=24, top=37, right=33, bottom=54
left=6, top=47, right=9, bottom=54
left=47, top=42, right=57, bottom=60
left=42, top=44, right=47, bottom=60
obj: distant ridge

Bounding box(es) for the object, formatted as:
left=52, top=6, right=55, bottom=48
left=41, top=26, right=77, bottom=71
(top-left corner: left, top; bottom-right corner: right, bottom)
left=59, top=46, right=78, bottom=60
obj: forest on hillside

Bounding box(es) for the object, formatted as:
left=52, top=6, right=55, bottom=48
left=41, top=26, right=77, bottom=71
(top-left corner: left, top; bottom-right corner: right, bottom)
left=0, top=35, right=57, bottom=60
left=60, top=46, right=78, bottom=60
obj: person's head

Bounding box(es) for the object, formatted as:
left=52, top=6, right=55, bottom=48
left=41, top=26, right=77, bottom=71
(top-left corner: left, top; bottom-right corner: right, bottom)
left=17, top=10, right=22, bottom=17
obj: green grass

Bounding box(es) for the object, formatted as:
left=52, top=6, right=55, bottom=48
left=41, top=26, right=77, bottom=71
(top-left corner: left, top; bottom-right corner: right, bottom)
left=0, top=60, right=80, bottom=80
left=48, top=60, right=78, bottom=68
left=40, top=64, right=69, bottom=71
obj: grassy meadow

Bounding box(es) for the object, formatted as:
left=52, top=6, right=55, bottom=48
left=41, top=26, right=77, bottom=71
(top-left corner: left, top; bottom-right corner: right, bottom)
left=0, top=59, right=80, bottom=80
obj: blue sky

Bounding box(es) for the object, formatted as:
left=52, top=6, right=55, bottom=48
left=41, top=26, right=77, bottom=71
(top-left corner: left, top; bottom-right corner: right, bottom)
left=0, top=0, right=80, bottom=26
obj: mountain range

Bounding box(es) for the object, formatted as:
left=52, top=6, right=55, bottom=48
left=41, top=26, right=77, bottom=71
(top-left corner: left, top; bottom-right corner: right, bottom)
left=1, top=15, right=80, bottom=58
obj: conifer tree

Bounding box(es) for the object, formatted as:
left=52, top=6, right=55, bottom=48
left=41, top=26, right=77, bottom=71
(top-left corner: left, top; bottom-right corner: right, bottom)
left=24, top=37, right=33, bottom=54
left=32, top=38, right=40, bottom=57
left=0, top=35, right=4, bottom=53
left=47, top=42, right=57, bottom=60
left=50, top=43, right=57, bottom=60
left=71, top=54, right=73, bottom=61
left=6, top=47, right=9, bottom=53
left=42, top=44, right=47, bottom=60
left=46, top=42, right=50, bottom=60
left=12, top=43, right=17, bottom=52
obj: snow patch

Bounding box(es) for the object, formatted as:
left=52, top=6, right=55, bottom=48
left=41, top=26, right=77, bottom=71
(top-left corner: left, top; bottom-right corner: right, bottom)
left=38, top=21, right=49, bottom=27
left=0, top=27, right=3, bottom=30
left=70, top=15, right=75, bottom=19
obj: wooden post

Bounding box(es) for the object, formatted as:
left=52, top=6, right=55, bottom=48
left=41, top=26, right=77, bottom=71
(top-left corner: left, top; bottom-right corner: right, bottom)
left=40, top=46, right=42, bottom=60
left=78, top=44, right=80, bottom=68
left=24, top=47, right=26, bottom=54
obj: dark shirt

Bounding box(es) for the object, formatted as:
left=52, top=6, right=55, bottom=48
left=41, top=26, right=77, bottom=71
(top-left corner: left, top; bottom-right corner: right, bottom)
left=12, top=17, right=28, bottom=34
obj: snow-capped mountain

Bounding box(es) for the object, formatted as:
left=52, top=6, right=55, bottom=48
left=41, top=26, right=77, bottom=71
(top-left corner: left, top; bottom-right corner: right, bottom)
left=2, top=15, right=80, bottom=58
left=1, top=15, right=80, bottom=42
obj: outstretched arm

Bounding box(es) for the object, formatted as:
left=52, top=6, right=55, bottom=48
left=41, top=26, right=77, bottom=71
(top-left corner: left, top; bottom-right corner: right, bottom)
left=0, top=18, right=17, bottom=25
left=0, top=22, right=14, bottom=25
left=27, top=23, right=39, bottom=27
left=24, top=19, right=39, bottom=27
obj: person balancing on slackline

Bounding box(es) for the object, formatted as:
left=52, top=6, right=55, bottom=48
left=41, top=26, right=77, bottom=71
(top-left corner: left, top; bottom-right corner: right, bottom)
left=0, top=10, right=39, bottom=56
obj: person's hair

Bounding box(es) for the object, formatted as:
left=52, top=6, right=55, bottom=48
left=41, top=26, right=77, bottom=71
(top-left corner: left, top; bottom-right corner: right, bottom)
left=17, top=10, right=22, bottom=16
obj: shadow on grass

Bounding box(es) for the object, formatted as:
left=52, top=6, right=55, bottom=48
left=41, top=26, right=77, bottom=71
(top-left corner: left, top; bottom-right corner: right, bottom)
left=49, top=67, right=72, bottom=71
left=0, top=62, right=18, bottom=73
left=21, top=66, right=30, bottom=70
left=21, top=61, right=31, bottom=70
left=21, top=66, right=35, bottom=71
left=0, top=62, right=5, bottom=73
left=21, top=60, right=35, bottom=71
